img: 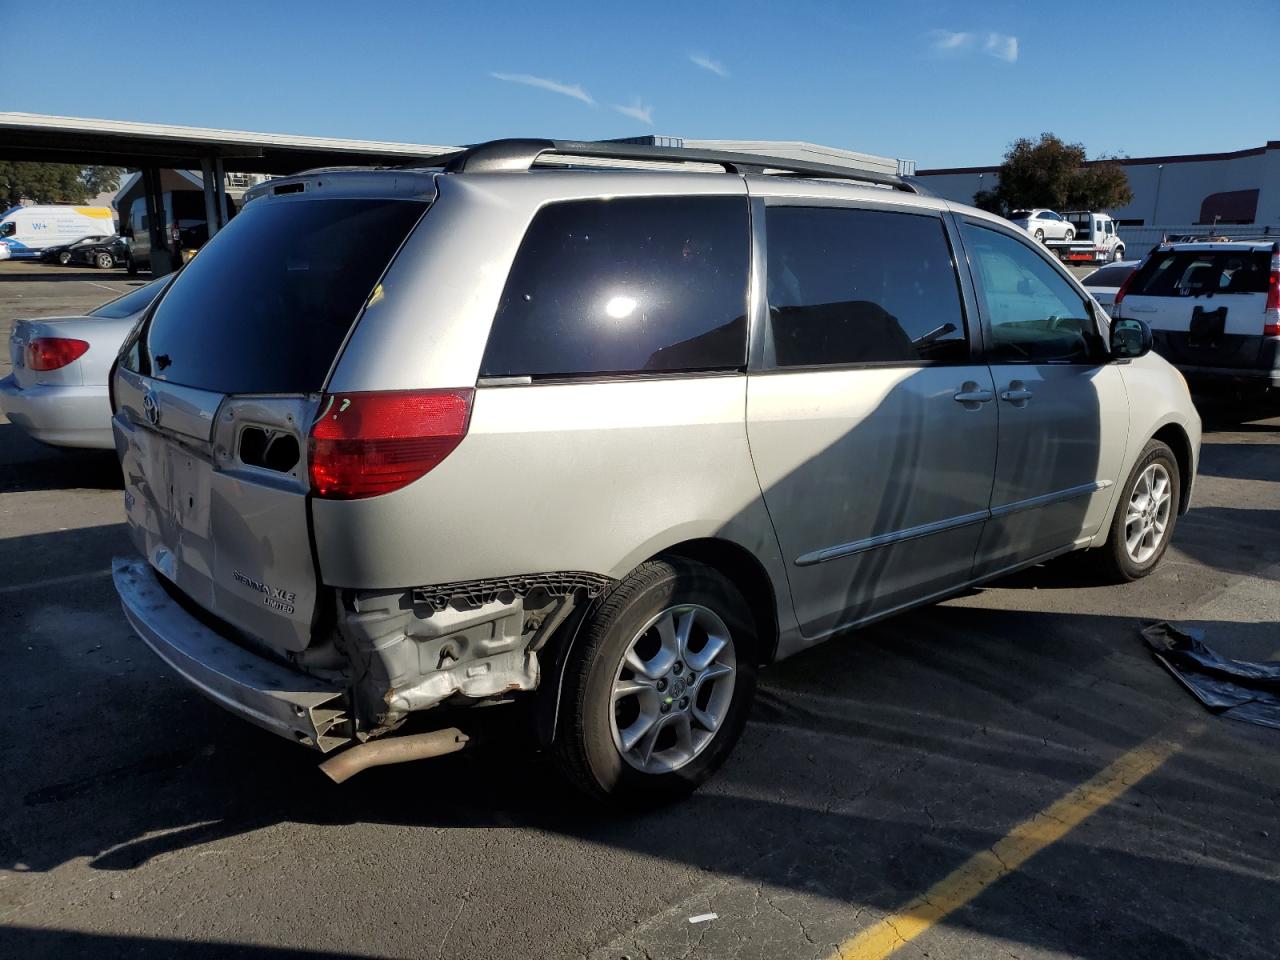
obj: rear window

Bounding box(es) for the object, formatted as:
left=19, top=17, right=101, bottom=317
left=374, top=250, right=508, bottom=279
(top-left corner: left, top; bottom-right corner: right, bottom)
left=125, top=197, right=426, bottom=393
left=480, top=196, right=749, bottom=378
left=1082, top=264, right=1135, bottom=288
left=89, top=275, right=169, bottom=319
left=1127, top=250, right=1270, bottom=298
left=1010, top=211, right=1032, bottom=220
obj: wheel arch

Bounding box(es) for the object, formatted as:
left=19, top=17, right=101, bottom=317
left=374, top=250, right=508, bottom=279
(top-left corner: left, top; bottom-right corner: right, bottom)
left=534, top=535, right=783, bottom=748
left=1152, top=422, right=1194, bottom=515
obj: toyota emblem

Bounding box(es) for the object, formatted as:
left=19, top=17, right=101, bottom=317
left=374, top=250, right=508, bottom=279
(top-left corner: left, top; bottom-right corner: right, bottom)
left=142, top=390, right=161, bottom=426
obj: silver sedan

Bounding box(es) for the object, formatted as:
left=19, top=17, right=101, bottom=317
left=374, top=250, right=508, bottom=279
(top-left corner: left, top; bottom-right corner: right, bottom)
left=1, top=275, right=170, bottom=449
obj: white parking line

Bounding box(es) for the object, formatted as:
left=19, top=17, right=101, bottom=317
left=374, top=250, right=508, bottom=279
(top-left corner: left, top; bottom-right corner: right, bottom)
left=0, top=569, right=111, bottom=595
left=85, top=281, right=128, bottom=294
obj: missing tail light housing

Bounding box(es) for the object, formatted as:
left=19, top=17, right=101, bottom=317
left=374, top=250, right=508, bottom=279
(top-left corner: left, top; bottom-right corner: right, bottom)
left=26, top=337, right=89, bottom=371
left=1264, top=243, right=1280, bottom=337
left=308, top=388, right=474, bottom=500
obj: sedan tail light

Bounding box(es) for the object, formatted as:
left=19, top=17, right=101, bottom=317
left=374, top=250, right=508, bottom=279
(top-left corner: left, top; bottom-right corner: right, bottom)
left=1264, top=243, right=1280, bottom=338
left=1113, top=269, right=1137, bottom=308
left=308, top=388, right=474, bottom=500
left=26, top=337, right=90, bottom=371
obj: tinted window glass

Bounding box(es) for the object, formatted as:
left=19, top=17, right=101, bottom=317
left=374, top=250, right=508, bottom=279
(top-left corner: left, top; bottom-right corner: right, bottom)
left=1082, top=264, right=1136, bottom=288
left=89, top=275, right=170, bottom=319
left=764, top=206, right=967, bottom=367
left=481, top=197, right=749, bottom=378
left=1127, top=250, right=1269, bottom=297
left=1010, top=211, right=1032, bottom=220
left=127, top=198, right=425, bottom=393
left=962, top=223, right=1101, bottom=363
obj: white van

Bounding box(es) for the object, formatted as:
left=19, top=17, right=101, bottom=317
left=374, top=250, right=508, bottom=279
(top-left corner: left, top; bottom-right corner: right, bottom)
left=0, top=205, right=117, bottom=259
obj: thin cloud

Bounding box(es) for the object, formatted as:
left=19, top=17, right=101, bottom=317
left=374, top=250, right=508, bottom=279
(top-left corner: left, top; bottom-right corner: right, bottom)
left=930, top=30, right=974, bottom=52
left=490, top=72, right=595, bottom=105
left=928, top=29, right=1018, bottom=62
left=689, top=53, right=729, bottom=78
left=984, top=32, right=1019, bottom=62
left=613, top=100, right=654, bottom=125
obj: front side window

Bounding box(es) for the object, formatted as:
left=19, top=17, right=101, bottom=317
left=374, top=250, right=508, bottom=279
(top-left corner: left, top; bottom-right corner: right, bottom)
left=764, top=206, right=968, bottom=367
left=481, top=196, right=749, bottom=378
left=1043, top=211, right=1062, bottom=221
left=962, top=222, right=1101, bottom=364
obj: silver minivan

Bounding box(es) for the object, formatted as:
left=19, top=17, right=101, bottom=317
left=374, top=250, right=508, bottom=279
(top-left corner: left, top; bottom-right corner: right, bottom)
left=111, top=140, right=1201, bottom=804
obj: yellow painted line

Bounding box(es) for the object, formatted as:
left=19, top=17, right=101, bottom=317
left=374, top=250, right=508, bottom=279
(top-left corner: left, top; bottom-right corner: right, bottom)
left=832, top=734, right=1183, bottom=960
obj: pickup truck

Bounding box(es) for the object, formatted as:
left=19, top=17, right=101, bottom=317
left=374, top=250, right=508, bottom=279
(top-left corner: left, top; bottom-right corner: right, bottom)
left=1045, top=211, right=1126, bottom=264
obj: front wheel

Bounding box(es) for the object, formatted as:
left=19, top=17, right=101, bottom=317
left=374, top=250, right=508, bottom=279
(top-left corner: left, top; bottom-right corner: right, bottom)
left=95, top=251, right=114, bottom=269
left=1034, top=229, right=1045, bottom=242
left=1098, top=439, right=1180, bottom=582
left=1112, top=246, right=1125, bottom=263
left=126, top=256, right=138, bottom=276
left=553, top=558, right=757, bottom=806
left=1064, top=228, right=1076, bottom=241
left=57, top=250, right=72, bottom=265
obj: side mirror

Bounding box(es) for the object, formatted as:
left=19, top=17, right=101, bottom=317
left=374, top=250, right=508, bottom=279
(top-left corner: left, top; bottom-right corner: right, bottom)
left=1111, top=317, right=1152, bottom=360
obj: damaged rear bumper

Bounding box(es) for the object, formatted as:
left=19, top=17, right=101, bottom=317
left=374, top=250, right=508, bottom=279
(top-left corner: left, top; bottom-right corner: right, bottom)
left=113, top=557, right=352, bottom=752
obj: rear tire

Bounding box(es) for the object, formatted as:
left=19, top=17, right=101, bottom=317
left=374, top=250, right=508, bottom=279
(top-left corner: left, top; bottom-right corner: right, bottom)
left=1098, top=440, right=1180, bottom=582
left=126, top=256, right=138, bottom=276
left=95, top=252, right=114, bottom=269
left=553, top=558, right=757, bottom=807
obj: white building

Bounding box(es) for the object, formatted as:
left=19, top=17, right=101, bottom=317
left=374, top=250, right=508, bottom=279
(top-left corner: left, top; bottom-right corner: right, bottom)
left=916, top=141, right=1280, bottom=234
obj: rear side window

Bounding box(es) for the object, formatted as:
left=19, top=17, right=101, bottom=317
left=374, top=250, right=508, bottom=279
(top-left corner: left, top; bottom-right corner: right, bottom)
left=764, top=206, right=968, bottom=367
left=125, top=198, right=426, bottom=393
left=480, top=196, right=749, bottom=378
left=1127, top=250, right=1270, bottom=297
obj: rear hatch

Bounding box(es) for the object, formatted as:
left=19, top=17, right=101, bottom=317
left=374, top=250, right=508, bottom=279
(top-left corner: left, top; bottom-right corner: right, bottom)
left=1119, top=246, right=1272, bottom=369
left=112, top=191, right=429, bottom=656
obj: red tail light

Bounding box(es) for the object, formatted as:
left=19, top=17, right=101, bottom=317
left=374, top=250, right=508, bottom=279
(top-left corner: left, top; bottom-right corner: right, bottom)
left=1264, top=244, right=1280, bottom=337
left=26, top=337, right=89, bottom=371
left=308, top=389, right=474, bottom=500
left=1113, top=269, right=1136, bottom=308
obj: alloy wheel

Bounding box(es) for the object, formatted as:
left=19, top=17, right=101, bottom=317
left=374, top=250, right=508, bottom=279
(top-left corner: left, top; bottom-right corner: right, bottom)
left=1125, top=463, right=1173, bottom=564
left=610, top=604, right=737, bottom=774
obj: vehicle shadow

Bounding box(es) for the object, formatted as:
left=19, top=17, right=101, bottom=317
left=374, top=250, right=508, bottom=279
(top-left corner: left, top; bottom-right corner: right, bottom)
left=1195, top=441, right=1280, bottom=483
left=0, top=421, right=122, bottom=492
left=0, top=929, right=384, bottom=959
left=5, top=604, right=1277, bottom=959
left=0, top=269, right=137, bottom=283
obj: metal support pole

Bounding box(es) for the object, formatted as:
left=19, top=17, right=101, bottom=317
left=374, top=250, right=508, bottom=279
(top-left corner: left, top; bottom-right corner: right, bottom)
left=214, top=158, right=228, bottom=228
left=142, top=167, right=172, bottom=275
left=200, top=157, right=220, bottom=239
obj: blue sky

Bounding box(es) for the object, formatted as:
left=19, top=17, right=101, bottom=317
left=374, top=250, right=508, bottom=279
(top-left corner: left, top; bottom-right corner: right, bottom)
left=7, top=0, right=1277, bottom=167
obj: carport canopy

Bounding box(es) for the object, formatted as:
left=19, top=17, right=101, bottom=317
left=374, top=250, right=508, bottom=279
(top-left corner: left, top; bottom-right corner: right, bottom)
left=0, top=112, right=456, bottom=273
left=0, top=112, right=455, bottom=173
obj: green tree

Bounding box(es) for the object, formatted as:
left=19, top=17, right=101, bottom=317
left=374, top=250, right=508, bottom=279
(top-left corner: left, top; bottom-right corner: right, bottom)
left=974, top=133, right=1133, bottom=213
left=0, top=162, right=123, bottom=206
left=80, top=165, right=124, bottom=198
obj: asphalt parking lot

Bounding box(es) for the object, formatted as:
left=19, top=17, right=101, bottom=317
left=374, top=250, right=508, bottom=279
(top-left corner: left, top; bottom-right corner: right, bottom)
left=2, top=261, right=1278, bottom=959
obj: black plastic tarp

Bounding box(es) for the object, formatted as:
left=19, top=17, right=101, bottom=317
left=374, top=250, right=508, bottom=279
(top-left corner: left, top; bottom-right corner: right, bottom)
left=1142, top=621, right=1280, bottom=730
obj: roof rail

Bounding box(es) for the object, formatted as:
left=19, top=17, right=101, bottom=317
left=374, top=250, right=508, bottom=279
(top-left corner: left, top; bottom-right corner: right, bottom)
left=422, top=138, right=927, bottom=193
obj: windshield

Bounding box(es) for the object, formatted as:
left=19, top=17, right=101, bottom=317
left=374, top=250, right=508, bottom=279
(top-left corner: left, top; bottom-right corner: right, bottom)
left=125, top=197, right=427, bottom=394
left=0, top=221, right=15, bottom=237
left=89, top=275, right=171, bottom=319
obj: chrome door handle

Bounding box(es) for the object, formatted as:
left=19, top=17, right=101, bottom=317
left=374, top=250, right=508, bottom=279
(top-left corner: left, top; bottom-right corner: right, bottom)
left=953, top=381, right=994, bottom=408
left=1001, top=388, right=1033, bottom=403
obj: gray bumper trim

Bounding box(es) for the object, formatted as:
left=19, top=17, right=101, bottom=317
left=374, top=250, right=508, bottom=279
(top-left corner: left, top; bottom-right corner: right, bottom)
left=113, top=557, right=351, bottom=752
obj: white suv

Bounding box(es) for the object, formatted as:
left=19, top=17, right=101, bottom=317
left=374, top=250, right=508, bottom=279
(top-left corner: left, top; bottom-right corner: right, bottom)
left=109, top=139, right=1201, bottom=805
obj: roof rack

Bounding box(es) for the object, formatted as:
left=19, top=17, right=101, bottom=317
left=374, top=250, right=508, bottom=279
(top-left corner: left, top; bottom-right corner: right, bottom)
left=418, top=138, right=927, bottom=194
